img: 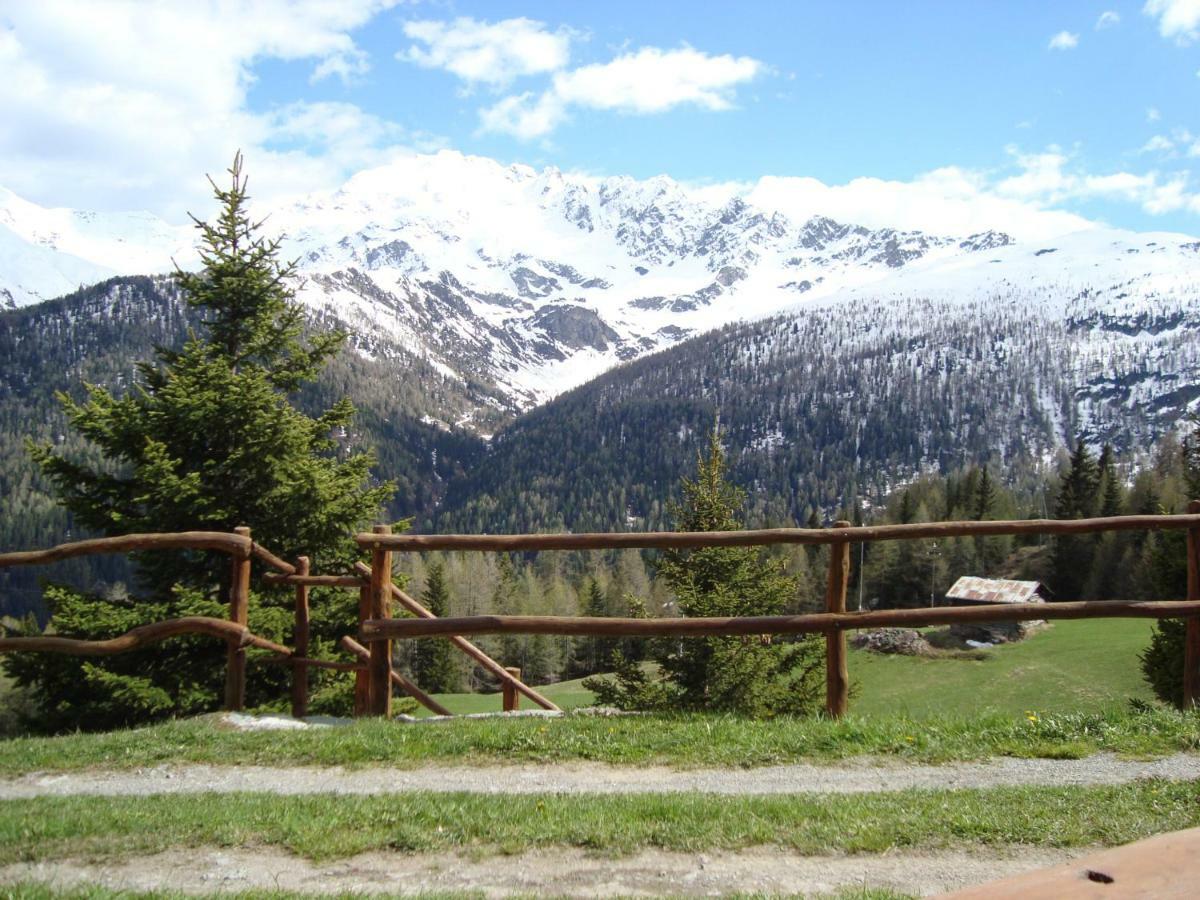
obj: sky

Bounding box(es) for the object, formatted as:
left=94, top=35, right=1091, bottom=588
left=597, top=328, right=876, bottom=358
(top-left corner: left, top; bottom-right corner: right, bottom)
left=3, top=0, right=1200, bottom=238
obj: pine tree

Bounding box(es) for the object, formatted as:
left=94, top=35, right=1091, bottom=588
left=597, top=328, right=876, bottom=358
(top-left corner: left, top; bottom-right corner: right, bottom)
left=411, top=562, right=459, bottom=693
left=804, top=508, right=822, bottom=565
left=587, top=428, right=825, bottom=717
left=1057, top=440, right=1100, bottom=519
left=972, top=466, right=1007, bottom=574
left=1182, top=425, right=1200, bottom=501
left=5, top=155, right=393, bottom=730
left=1095, top=445, right=1123, bottom=517
left=973, top=467, right=996, bottom=521
left=1050, top=439, right=1101, bottom=600
left=571, top=580, right=614, bottom=675
left=522, top=634, right=554, bottom=684
left=1142, top=423, right=1200, bottom=706
left=491, top=554, right=522, bottom=669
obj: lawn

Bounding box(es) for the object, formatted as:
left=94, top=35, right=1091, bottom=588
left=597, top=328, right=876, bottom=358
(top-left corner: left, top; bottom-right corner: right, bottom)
left=849, top=618, right=1157, bottom=718
left=429, top=618, right=1158, bottom=719
left=421, top=674, right=597, bottom=717
left=0, top=705, right=1197, bottom=775
left=2, top=781, right=1198, bottom=863
left=0, top=617, right=1189, bottom=775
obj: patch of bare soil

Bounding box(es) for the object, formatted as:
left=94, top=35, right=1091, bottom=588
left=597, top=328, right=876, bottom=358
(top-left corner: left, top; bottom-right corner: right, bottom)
left=0, top=845, right=1078, bottom=897
left=3, top=753, right=1198, bottom=799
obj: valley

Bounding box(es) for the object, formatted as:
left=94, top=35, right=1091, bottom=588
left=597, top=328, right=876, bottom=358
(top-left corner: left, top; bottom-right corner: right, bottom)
left=2, top=153, right=1200, bottom=621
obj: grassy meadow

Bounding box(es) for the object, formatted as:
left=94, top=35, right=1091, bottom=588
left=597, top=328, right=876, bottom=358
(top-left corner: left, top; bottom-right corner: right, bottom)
left=4, top=781, right=1200, bottom=863
left=0, top=616, right=1192, bottom=775
left=423, top=618, right=1158, bottom=719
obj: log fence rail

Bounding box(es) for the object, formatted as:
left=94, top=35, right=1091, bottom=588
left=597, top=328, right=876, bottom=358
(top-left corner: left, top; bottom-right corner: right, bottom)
left=357, top=506, right=1200, bottom=715
left=1, top=507, right=1197, bottom=721
left=0, top=525, right=554, bottom=717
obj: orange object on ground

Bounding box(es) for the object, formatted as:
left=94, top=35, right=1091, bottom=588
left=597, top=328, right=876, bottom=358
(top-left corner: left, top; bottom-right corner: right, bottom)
left=940, top=827, right=1200, bottom=898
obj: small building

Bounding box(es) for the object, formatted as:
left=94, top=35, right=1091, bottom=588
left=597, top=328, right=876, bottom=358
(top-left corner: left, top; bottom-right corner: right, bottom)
left=942, top=577, right=1047, bottom=643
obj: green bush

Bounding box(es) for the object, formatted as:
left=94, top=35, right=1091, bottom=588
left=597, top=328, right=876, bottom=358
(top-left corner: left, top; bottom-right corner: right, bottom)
left=585, top=429, right=824, bottom=717
left=1141, top=618, right=1185, bottom=709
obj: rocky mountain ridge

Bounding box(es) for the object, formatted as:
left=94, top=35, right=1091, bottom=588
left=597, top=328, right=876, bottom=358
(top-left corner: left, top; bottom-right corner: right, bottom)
left=2, top=149, right=1198, bottom=458
left=1, top=152, right=1039, bottom=421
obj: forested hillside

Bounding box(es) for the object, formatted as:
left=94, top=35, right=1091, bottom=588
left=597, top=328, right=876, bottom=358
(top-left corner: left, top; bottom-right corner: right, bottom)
left=4, top=270, right=1199, bottom=621
left=0, top=276, right=487, bottom=619
left=438, top=286, right=1200, bottom=534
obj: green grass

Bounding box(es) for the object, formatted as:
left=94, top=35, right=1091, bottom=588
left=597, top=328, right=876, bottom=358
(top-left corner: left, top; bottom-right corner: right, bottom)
left=0, top=705, right=1197, bottom=775
left=428, top=619, right=1158, bottom=719
left=0, top=781, right=1196, bottom=863
left=0, top=618, right=1187, bottom=775
left=850, top=619, right=1158, bottom=718
left=420, top=674, right=598, bottom=717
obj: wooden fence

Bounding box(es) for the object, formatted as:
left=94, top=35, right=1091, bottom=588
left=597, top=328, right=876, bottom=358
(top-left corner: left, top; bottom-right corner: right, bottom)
left=2, top=507, right=1198, bottom=720
left=356, top=505, right=1200, bottom=716
left=0, top=525, right=550, bottom=718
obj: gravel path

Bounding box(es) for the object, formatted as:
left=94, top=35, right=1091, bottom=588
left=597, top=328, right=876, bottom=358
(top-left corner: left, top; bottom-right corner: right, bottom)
left=2, top=753, right=1197, bottom=798
left=0, top=845, right=1078, bottom=897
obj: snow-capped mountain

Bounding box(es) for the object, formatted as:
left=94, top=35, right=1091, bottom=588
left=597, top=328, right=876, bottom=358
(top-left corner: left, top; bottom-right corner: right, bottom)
left=0, top=186, right=194, bottom=307
left=3, top=150, right=1199, bottom=431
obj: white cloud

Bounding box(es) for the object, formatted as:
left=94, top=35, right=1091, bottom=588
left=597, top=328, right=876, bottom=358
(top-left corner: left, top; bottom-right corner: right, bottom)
left=251, top=102, right=444, bottom=202
left=480, top=46, right=763, bottom=139
left=1144, top=0, right=1200, bottom=43
left=994, top=146, right=1200, bottom=216
left=1096, top=11, right=1121, bottom=29
left=310, top=48, right=371, bottom=85
left=1141, top=134, right=1176, bottom=153
left=745, top=146, right=1200, bottom=241
left=1048, top=30, right=1080, bottom=49
left=1135, top=127, right=1200, bottom=157
left=477, top=92, right=566, bottom=140
left=0, top=0, right=408, bottom=218
left=1147, top=107, right=1162, bottom=122
left=553, top=47, right=761, bottom=113
left=746, top=168, right=1093, bottom=242
left=399, top=17, right=572, bottom=87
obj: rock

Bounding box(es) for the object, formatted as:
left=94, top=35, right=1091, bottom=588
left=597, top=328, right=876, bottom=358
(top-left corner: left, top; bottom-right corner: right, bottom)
left=849, top=628, right=932, bottom=656
left=531, top=305, right=620, bottom=351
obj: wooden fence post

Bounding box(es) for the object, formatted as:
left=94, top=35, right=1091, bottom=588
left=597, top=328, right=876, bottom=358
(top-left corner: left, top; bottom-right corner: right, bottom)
left=224, top=525, right=252, bottom=711
left=1185, top=501, right=1200, bottom=710
left=367, top=524, right=393, bottom=717
left=502, top=666, right=521, bottom=712
left=825, top=520, right=852, bottom=718
left=354, top=583, right=372, bottom=716
left=290, top=556, right=310, bottom=719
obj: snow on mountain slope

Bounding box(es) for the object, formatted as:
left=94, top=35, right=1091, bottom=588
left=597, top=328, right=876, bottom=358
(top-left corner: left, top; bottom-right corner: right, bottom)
left=0, top=186, right=192, bottom=307
left=2, top=150, right=1198, bottom=432
left=0, top=220, right=116, bottom=308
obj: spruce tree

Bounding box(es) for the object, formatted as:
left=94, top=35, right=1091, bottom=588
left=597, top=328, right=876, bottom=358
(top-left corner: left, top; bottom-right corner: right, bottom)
left=972, top=466, right=1007, bottom=573
left=571, top=580, right=614, bottom=675
left=1097, top=446, right=1124, bottom=518
left=1142, top=422, right=1200, bottom=706
left=973, top=467, right=996, bottom=520
left=6, top=155, right=393, bottom=730
left=411, top=562, right=459, bottom=693
left=587, top=429, right=825, bottom=717
left=1182, top=426, right=1200, bottom=500
left=1051, top=439, right=1100, bottom=599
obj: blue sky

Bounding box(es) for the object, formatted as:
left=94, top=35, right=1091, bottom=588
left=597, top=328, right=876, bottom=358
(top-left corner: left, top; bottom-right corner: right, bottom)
left=3, top=1, right=1200, bottom=235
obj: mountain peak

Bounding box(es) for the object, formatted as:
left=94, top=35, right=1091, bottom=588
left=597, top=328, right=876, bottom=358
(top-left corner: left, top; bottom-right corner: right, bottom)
left=3, top=152, right=1198, bottom=421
